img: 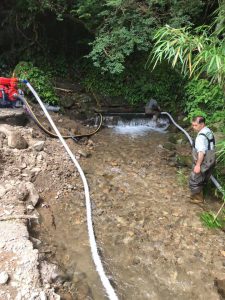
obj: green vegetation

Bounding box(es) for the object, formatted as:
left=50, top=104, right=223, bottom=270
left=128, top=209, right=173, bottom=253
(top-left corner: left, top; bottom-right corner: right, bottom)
left=150, top=6, right=225, bottom=128
left=184, top=78, right=225, bottom=127
left=217, top=140, right=225, bottom=164
left=14, top=62, right=58, bottom=105
left=176, top=169, right=188, bottom=187
left=0, top=1, right=223, bottom=122
left=83, top=60, right=184, bottom=109
left=77, top=0, right=206, bottom=74
left=200, top=211, right=224, bottom=229
left=0, top=0, right=210, bottom=107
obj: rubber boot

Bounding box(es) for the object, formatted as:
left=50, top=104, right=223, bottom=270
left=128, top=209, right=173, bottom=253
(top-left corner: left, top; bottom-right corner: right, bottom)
left=189, top=191, right=204, bottom=204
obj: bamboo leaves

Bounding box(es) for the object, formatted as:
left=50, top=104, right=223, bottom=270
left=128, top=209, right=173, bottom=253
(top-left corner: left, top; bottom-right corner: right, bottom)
left=149, top=23, right=225, bottom=87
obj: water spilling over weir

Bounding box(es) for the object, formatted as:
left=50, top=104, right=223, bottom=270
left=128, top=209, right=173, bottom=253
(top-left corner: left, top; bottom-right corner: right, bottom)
left=101, top=113, right=169, bottom=135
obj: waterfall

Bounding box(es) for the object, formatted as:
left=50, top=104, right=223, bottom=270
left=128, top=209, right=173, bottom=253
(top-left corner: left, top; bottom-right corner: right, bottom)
left=101, top=113, right=169, bottom=135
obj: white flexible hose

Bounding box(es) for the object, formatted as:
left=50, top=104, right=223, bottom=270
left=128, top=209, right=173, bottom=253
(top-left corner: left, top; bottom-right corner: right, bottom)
left=25, top=81, right=119, bottom=300
left=161, top=111, right=225, bottom=196
left=161, top=112, right=193, bottom=145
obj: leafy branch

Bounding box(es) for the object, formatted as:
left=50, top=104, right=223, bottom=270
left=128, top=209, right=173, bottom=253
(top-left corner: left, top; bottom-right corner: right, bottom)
left=149, top=24, right=225, bottom=86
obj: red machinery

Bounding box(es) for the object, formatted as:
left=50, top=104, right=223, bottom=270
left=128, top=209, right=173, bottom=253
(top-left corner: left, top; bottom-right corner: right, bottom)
left=0, top=77, right=19, bottom=106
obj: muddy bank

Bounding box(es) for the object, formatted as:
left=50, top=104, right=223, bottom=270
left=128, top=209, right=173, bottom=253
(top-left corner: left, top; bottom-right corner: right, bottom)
left=0, top=107, right=107, bottom=299
left=1, top=110, right=225, bottom=300
left=0, top=124, right=61, bottom=299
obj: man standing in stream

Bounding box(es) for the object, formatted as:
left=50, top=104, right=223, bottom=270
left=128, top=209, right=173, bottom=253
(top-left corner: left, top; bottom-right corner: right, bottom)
left=189, top=116, right=216, bottom=204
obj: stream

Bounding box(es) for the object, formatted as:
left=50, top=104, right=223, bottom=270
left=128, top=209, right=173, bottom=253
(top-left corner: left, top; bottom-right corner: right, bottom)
left=34, top=117, right=225, bottom=300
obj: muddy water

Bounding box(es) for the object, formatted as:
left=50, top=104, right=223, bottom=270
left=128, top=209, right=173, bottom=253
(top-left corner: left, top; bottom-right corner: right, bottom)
left=36, top=125, right=224, bottom=300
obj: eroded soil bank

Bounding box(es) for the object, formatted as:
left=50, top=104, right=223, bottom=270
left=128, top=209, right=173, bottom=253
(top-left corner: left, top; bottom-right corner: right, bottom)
left=1, top=111, right=225, bottom=299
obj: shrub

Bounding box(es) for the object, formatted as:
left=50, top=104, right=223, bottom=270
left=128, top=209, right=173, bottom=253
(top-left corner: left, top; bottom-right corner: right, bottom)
left=82, top=58, right=184, bottom=111
left=13, top=61, right=59, bottom=105
left=184, top=78, right=225, bottom=128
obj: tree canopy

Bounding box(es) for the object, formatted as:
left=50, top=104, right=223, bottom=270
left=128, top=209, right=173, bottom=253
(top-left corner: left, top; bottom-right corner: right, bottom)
left=0, top=0, right=223, bottom=114
left=0, top=0, right=214, bottom=71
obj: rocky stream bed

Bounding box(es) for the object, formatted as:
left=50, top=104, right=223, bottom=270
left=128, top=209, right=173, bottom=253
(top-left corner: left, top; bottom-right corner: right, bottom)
left=0, top=109, right=225, bottom=300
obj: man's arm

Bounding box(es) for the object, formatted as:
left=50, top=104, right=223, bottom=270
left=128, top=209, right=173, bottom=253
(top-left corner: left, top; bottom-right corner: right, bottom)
left=194, top=151, right=205, bottom=173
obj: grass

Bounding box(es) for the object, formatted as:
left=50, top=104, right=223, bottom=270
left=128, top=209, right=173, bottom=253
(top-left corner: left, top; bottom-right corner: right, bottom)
left=176, top=169, right=188, bottom=186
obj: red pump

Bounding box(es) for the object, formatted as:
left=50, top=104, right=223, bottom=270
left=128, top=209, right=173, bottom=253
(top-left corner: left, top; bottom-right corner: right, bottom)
left=0, top=77, right=19, bottom=102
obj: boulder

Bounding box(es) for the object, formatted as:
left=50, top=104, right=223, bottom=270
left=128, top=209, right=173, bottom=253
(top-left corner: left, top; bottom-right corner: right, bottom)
left=0, top=271, right=9, bottom=285
left=0, top=124, right=28, bottom=149
left=8, top=132, right=28, bottom=149
left=32, top=141, right=45, bottom=152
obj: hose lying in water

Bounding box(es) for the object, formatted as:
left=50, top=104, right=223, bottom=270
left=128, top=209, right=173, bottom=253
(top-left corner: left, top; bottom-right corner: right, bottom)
left=22, top=80, right=119, bottom=300
left=161, top=112, right=225, bottom=196
left=16, top=94, right=103, bottom=140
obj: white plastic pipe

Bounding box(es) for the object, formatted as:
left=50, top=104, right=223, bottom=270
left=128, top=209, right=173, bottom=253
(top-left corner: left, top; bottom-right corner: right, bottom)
left=24, top=81, right=119, bottom=300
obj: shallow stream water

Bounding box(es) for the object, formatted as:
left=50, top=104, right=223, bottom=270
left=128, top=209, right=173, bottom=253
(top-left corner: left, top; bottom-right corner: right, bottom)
left=35, top=120, right=224, bottom=300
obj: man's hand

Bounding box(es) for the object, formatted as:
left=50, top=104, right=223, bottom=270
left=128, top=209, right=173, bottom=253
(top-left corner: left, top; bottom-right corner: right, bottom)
left=194, top=151, right=205, bottom=174
left=194, top=164, right=201, bottom=174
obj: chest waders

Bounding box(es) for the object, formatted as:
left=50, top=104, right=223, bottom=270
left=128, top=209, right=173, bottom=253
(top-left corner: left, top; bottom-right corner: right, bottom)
left=192, top=133, right=216, bottom=172
left=190, top=133, right=216, bottom=195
